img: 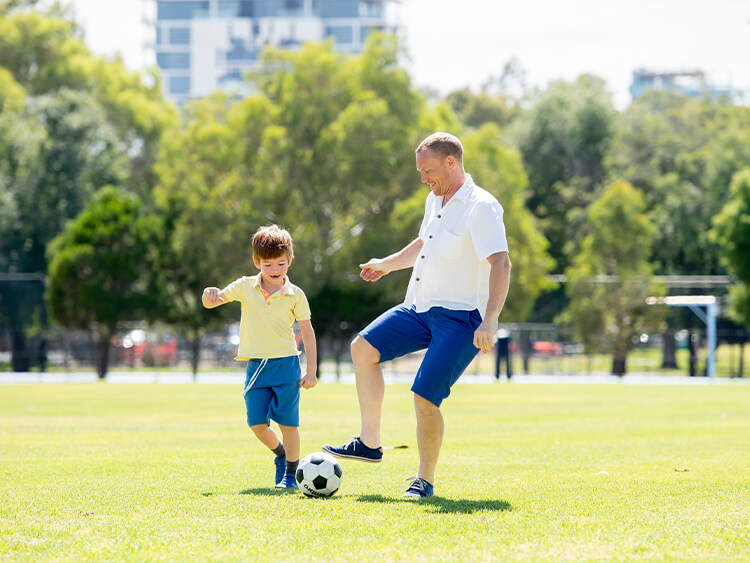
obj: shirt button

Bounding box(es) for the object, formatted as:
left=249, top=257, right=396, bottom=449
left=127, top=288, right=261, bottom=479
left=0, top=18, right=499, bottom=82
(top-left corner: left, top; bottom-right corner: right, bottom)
left=416, top=278, right=420, bottom=281
left=437, top=214, right=442, bottom=218
left=421, top=255, right=425, bottom=259
left=429, top=235, right=433, bottom=239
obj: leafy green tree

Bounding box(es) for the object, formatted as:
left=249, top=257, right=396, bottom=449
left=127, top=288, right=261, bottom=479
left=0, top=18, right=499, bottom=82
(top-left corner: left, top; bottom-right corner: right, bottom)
left=712, top=169, right=750, bottom=328
left=514, top=75, right=618, bottom=270
left=46, top=187, right=163, bottom=378
left=153, top=93, right=253, bottom=374
left=0, top=4, right=174, bottom=370
left=606, top=90, right=750, bottom=275
left=559, top=180, right=665, bottom=375
left=445, top=88, right=522, bottom=131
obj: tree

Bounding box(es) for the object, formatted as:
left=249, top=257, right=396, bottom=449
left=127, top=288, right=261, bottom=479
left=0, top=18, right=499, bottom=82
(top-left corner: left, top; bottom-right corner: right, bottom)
left=559, top=180, right=665, bottom=375
left=46, top=187, right=163, bottom=378
left=514, top=75, right=618, bottom=270
left=153, top=93, right=253, bottom=374
left=712, top=169, right=750, bottom=328
left=606, top=90, right=750, bottom=275
left=0, top=5, right=174, bottom=370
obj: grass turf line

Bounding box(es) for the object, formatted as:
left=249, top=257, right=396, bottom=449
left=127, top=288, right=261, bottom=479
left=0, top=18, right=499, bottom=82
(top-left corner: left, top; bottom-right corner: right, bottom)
left=1, top=383, right=749, bottom=561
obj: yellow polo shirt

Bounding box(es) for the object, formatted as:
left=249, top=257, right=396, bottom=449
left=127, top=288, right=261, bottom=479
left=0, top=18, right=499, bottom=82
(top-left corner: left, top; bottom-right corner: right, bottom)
left=221, top=274, right=311, bottom=361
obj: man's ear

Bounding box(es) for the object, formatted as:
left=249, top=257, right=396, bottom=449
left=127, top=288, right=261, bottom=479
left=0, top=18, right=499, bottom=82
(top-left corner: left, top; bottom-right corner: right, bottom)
left=446, top=155, right=455, bottom=169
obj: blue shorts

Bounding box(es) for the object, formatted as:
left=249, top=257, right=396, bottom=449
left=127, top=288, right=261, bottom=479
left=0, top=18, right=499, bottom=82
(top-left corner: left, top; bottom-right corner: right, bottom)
left=243, top=356, right=301, bottom=427
left=360, top=305, right=483, bottom=407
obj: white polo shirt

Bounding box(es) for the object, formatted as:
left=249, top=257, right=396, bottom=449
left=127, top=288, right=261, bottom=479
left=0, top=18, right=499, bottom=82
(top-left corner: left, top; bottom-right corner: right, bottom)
left=403, top=174, right=509, bottom=317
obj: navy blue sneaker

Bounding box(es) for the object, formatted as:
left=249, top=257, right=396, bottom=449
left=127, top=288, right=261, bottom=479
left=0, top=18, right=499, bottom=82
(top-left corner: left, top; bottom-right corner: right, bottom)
left=403, top=477, right=433, bottom=498
left=274, top=455, right=286, bottom=485
left=275, top=473, right=298, bottom=490
left=322, top=436, right=383, bottom=463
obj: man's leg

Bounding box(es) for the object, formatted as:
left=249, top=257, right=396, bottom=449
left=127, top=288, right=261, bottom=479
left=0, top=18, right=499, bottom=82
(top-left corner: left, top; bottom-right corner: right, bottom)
left=414, top=393, right=443, bottom=484
left=351, top=335, right=384, bottom=448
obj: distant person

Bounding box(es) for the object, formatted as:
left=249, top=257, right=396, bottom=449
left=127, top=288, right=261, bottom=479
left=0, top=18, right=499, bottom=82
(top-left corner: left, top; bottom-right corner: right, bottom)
left=202, top=225, right=317, bottom=490
left=324, top=132, right=511, bottom=498
left=494, top=328, right=512, bottom=380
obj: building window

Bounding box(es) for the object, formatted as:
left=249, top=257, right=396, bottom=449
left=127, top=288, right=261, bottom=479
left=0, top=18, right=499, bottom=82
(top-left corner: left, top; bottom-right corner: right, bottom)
left=325, top=25, right=353, bottom=44
left=217, top=1, right=241, bottom=17
left=156, top=27, right=163, bottom=45
left=169, top=28, right=191, bottom=45
left=360, top=1, right=383, bottom=18
left=169, top=76, right=191, bottom=95
left=320, top=0, right=358, bottom=18
left=157, top=1, right=210, bottom=20
left=225, top=38, right=256, bottom=61
left=157, top=52, right=191, bottom=69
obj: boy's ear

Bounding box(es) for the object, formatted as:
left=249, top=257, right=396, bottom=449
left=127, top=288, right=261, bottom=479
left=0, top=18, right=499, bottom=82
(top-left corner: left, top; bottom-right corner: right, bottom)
left=252, top=256, right=260, bottom=269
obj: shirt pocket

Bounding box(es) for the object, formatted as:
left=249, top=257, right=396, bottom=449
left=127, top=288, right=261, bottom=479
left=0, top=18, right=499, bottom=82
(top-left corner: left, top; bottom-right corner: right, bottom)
left=435, top=228, right=464, bottom=259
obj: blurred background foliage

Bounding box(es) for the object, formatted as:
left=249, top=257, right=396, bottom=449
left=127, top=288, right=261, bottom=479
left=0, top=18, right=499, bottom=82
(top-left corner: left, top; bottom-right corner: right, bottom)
left=1, top=3, right=749, bottom=376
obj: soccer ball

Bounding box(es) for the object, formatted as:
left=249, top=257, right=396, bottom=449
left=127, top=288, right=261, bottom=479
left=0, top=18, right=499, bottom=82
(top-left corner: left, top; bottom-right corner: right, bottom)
left=295, top=452, right=342, bottom=498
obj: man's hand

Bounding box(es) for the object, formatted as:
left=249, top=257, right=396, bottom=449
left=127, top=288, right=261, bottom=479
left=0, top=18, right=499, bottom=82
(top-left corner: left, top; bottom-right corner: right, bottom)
left=473, top=317, right=498, bottom=354
left=300, top=372, right=318, bottom=389
left=359, top=259, right=389, bottom=282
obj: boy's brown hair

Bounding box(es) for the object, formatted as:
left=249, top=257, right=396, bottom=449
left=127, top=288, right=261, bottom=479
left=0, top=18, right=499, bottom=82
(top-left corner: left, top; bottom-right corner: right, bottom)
left=252, top=225, right=294, bottom=261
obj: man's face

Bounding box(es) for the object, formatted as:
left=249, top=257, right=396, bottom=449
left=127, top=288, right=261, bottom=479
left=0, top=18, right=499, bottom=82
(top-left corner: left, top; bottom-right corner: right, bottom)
left=416, top=149, right=454, bottom=197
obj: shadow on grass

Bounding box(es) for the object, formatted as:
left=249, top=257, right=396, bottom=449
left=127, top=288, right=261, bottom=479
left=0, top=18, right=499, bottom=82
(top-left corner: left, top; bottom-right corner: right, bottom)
left=202, top=488, right=279, bottom=497
left=357, top=494, right=512, bottom=514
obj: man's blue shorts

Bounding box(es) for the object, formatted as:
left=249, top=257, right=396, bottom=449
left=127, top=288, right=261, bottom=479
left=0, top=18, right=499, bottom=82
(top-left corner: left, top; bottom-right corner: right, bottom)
left=243, top=356, right=301, bottom=427
left=360, top=305, right=483, bottom=407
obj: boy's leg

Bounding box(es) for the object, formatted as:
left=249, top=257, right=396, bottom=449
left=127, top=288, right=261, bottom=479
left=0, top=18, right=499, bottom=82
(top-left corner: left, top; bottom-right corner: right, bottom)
left=278, top=424, right=300, bottom=478
left=267, top=372, right=302, bottom=489
left=245, top=382, right=286, bottom=486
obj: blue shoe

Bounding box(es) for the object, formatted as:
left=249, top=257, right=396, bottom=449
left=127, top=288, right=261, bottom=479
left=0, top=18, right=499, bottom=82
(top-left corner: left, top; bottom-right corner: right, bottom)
left=275, top=473, right=298, bottom=490
left=274, top=455, right=286, bottom=485
left=403, top=477, right=433, bottom=498
left=322, top=436, right=383, bottom=463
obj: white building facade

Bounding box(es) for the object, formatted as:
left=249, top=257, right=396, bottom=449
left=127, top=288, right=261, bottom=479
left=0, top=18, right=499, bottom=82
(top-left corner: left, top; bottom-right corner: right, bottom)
left=152, top=0, right=397, bottom=103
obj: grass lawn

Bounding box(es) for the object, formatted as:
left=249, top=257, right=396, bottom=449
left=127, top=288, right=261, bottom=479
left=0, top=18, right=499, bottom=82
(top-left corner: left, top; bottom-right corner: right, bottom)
left=1, top=382, right=749, bottom=561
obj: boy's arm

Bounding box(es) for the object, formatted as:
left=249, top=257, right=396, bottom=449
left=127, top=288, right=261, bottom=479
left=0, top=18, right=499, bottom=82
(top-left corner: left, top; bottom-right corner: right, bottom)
left=298, top=319, right=317, bottom=389
left=202, top=287, right=229, bottom=309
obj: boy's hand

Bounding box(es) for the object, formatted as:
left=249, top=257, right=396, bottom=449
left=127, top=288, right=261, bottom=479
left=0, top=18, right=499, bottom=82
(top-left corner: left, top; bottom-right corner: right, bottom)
left=300, top=372, right=317, bottom=389
left=202, top=287, right=224, bottom=308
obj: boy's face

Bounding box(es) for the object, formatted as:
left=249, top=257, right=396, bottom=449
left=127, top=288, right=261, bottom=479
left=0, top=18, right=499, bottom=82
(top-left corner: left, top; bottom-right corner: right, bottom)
left=253, top=254, right=291, bottom=285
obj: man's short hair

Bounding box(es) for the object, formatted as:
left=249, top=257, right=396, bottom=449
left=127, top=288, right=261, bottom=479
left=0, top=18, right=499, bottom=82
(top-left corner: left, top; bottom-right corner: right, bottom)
left=252, top=225, right=294, bottom=261
left=416, top=132, right=464, bottom=162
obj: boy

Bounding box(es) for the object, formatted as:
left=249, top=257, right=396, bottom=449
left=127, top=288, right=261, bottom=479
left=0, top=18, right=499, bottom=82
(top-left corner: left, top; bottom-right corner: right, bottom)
left=202, top=225, right=317, bottom=490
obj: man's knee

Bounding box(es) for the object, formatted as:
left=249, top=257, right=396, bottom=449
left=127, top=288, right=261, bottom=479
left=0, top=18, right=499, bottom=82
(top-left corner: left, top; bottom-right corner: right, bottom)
left=413, top=393, right=440, bottom=416
left=351, top=335, right=380, bottom=364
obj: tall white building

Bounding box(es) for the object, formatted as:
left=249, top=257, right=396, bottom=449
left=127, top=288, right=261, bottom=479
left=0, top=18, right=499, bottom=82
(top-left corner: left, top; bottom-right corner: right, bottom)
left=151, top=0, right=398, bottom=103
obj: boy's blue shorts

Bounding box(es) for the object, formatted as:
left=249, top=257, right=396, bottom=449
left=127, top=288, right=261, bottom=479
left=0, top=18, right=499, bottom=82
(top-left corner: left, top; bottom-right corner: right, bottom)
left=360, top=305, right=483, bottom=407
left=243, top=356, right=301, bottom=427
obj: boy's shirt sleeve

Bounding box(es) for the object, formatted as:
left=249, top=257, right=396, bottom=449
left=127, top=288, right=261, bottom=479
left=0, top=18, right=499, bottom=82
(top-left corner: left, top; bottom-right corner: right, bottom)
left=294, top=289, right=312, bottom=321
left=221, top=277, right=247, bottom=303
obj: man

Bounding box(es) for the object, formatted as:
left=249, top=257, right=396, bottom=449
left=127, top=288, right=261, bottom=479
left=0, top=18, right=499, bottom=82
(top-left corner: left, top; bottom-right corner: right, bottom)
left=323, top=132, right=511, bottom=498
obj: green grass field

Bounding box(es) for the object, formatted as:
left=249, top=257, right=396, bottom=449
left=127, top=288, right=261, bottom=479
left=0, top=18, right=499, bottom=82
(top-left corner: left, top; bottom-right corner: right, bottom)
left=1, top=382, right=749, bottom=561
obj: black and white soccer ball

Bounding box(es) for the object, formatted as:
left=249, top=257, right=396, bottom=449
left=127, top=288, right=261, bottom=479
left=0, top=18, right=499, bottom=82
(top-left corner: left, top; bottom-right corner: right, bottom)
left=295, top=452, right=342, bottom=498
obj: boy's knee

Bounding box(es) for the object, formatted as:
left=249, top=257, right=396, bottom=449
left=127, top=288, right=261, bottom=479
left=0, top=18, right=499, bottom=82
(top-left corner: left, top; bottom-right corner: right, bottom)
left=249, top=423, right=268, bottom=436
left=351, top=335, right=380, bottom=364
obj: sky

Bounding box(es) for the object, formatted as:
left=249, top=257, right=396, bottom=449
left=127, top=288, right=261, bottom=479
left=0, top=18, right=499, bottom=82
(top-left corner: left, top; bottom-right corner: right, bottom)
left=67, top=0, right=750, bottom=108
